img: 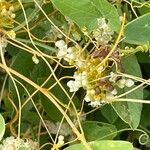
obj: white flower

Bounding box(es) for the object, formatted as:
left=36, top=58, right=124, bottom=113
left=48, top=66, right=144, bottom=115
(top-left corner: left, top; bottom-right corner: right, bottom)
left=0, top=136, right=38, bottom=150
left=88, top=100, right=101, bottom=107
left=125, top=79, right=134, bottom=87
left=65, top=52, right=76, bottom=61
left=111, top=88, right=117, bottom=95
left=74, top=71, right=88, bottom=87
left=32, top=55, right=39, bottom=64
left=84, top=94, right=92, bottom=102
left=10, top=13, right=16, bottom=18
left=109, top=72, right=117, bottom=82
left=58, top=135, right=64, bottom=141
left=65, top=47, right=77, bottom=62
left=93, top=18, right=114, bottom=44
left=98, top=18, right=108, bottom=29
left=67, top=80, right=80, bottom=92
left=106, top=92, right=114, bottom=98
left=117, top=78, right=134, bottom=88
left=57, top=135, right=64, bottom=146
left=88, top=100, right=106, bottom=107
left=57, top=48, right=67, bottom=58
left=67, top=71, right=88, bottom=92
left=117, top=78, right=126, bottom=88
left=55, top=40, right=66, bottom=48
left=55, top=40, right=68, bottom=59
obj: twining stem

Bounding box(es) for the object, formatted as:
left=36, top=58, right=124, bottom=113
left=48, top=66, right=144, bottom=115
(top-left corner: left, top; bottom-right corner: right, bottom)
left=0, top=63, right=92, bottom=150
left=95, top=13, right=126, bottom=70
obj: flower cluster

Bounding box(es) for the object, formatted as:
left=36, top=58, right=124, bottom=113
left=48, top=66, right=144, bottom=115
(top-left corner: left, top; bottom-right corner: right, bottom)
left=93, top=18, right=114, bottom=45
left=57, top=135, right=65, bottom=147
left=0, top=4, right=15, bottom=19
left=0, top=136, right=39, bottom=150
left=67, top=71, right=88, bottom=92
left=55, top=19, right=134, bottom=108
left=0, top=30, right=16, bottom=55
left=0, top=1, right=16, bottom=28
left=109, top=72, right=134, bottom=88
left=55, top=40, right=85, bottom=67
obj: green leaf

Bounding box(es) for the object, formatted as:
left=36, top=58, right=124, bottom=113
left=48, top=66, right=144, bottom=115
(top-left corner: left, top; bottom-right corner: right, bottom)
left=112, top=55, right=143, bottom=129
left=51, top=0, right=120, bottom=32
left=82, top=121, right=117, bottom=141
left=64, top=140, right=133, bottom=150
left=51, top=0, right=101, bottom=31
left=124, top=13, right=150, bottom=44
left=38, top=77, right=79, bottom=122
left=0, top=114, right=5, bottom=141
left=136, top=53, right=150, bottom=63
left=101, top=105, right=118, bottom=123
left=9, top=51, right=35, bottom=101
left=91, top=0, right=120, bottom=32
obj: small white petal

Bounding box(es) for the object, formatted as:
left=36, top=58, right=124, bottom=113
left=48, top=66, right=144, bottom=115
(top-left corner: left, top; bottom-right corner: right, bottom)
left=55, top=40, right=66, bottom=48
left=67, top=80, right=79, bottom=92
left=58, top=140, right=64, bottom=146
left=111, top=89, right=117, bottom=95
left=67, top=47, right=74, bottom=53
left=57, top=49, right=67, bottom=58
left=88, top=100, right=101, bottom=107
left=58, top=135, right=64, bottom=141
left=32, top=56, right=39, bottom=64
left=117, top=79, right=126, bottom=88
left=84, top=95, right=91, bottom=102
left=125, top=79, right=134, bottom=87
left=109, top=72, right=117, bottom=82
left=118, top=79, right=126, bottom=84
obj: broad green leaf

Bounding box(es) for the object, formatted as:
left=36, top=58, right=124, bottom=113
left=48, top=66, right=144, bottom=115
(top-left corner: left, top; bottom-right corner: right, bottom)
left=51, top=0, right=101, bottom=31
left=30, top=60, right=79, bottom=122
left=91, top=0, right=120, bottom=32
left=141, top=104, right=150, bottom=127
left=138, top=6, right=150, bottom=15
left=136, top=53, right=150, bottom=64
left=124, top=13, right=150, bottom=44
left=21, top=0, right=34, bottom=2
left=31, top=61, right=63, bottom=121
left=82, top=121, right=117, bottom=141
left=38, top=77, right=79, bottom=122
left=101, top=105, right=118, bottom=123
left=51, top=0, right=120, bottom=32
left=65, top=140, right=133, bottom=150
left=0, top=114, right=5, bottom=141
left=9, top=51, right=35, bottom=101
left=112, top=55, right=143, bottom=129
